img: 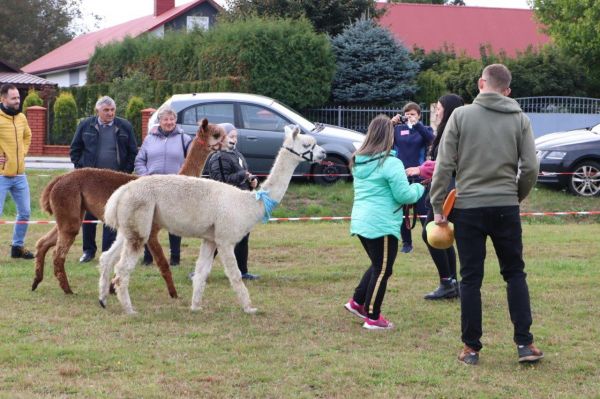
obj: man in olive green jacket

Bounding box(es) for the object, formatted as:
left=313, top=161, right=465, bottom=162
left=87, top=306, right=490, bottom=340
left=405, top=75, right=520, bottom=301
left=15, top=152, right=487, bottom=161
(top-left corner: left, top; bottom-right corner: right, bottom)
left=430, top=64, right=542, bottom=365
left=0, top=84, right=34, bottom=259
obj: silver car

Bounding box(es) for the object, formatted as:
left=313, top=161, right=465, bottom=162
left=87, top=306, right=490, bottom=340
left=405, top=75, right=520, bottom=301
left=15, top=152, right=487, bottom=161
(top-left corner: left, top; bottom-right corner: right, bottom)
left=149, top=93, right=364, bottom=184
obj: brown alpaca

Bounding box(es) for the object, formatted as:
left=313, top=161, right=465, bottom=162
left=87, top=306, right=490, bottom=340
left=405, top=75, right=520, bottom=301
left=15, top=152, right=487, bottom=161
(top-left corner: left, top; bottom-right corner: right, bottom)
left=32, top=119, right=225, bottom=297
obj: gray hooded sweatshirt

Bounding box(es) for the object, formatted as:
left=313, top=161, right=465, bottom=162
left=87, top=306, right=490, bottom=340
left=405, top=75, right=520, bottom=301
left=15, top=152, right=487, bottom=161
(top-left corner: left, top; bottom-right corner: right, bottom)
left=430, top=92, right=539, bottom=214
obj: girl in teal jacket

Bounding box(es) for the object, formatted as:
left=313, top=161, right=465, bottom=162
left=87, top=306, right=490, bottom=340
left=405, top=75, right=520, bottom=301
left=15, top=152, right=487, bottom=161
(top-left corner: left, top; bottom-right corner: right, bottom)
left=344, top=115, right=425, bottom=330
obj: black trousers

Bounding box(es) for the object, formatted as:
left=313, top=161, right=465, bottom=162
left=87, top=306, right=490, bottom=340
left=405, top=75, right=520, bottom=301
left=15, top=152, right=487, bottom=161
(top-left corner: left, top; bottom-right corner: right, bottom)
left=421, top=206, right=457, bottom=280
left=452, top=206, right=534, bottom=351
left=213, top=233, right=250, bottom=275
left=352, top=235, right=398, bottom=320
left=143, top=233, right=181, bottom=262
left=82, top=211, right=117, bottom=255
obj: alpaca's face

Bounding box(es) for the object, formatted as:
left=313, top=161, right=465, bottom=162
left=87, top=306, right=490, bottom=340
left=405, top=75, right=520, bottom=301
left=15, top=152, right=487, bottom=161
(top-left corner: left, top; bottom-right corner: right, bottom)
left=284, top=125, right=326, bottom=163
left=206, top=126, right=227, bottom=150
left=197, top=120, right=227, bottom=150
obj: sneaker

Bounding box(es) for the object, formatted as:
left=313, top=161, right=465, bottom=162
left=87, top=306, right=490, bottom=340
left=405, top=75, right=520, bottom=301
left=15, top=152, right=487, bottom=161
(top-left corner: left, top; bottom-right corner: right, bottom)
left=424, top=279, right=459, bottom=300
left=11, top=245, right=34, bottom=259
left=344, top=298, right=366, bottom=319
left=362, top=315, right=394, bottom=330
left=458, top=345, right=479, bottom=365
left=400, top=243, right=413, bottom=254
left=518, top=343, right=544, bottom=363
left=241, top=273, right=260, bottom=280
left=170, top=256, right=180, bottom=266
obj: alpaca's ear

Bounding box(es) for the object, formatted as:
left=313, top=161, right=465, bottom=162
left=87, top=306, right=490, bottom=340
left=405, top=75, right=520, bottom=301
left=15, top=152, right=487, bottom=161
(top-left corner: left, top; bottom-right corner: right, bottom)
left=200, top=118, right=209, bottom=130
left=284, top=124, right=299, bottom=140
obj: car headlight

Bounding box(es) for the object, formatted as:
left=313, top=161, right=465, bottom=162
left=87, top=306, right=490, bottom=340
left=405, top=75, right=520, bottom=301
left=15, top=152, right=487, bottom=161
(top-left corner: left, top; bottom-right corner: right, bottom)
left=545, top=151, right=567, bottom=160
left=352, top=141, right=362, bottom=151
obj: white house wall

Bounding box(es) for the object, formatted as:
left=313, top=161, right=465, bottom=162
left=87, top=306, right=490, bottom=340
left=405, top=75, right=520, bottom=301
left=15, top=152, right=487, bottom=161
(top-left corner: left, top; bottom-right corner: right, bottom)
left=41, top=66, right=87, bottom=88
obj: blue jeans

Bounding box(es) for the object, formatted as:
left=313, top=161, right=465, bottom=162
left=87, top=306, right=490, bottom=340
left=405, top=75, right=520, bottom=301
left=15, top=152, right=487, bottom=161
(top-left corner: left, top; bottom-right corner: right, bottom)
left=452, top=206, right=534, bottom=351
left=0, top=175, right=31, bottom=247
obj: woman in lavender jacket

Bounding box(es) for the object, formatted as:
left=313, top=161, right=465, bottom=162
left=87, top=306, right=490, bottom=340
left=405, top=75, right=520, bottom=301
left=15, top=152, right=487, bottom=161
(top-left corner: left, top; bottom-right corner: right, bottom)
left=134, top=105, right=192, bottom=266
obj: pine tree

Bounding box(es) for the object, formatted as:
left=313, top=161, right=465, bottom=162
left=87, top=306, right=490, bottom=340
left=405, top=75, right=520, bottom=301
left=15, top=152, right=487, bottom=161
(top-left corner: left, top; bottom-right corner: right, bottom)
left=331, top=19, right=419, bottom=104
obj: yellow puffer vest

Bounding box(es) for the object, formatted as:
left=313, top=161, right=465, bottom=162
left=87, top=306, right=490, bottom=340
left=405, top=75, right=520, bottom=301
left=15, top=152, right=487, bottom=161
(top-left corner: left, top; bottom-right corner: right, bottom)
left=0, top=109, right=31, bottom=176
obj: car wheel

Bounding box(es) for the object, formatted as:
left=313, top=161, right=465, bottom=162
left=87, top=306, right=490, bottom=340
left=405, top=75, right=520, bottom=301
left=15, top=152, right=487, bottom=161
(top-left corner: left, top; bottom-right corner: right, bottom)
left=312, top=156, right=349, bottom=185
left=568, top=160, right=600, bottom=196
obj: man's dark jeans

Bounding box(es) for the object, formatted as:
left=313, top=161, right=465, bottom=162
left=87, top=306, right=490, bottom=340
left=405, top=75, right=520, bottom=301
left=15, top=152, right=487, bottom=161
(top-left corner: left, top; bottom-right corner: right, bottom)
left=452, top=206, right=534, bottom=351
left=82, top=211, right=117, bottom=255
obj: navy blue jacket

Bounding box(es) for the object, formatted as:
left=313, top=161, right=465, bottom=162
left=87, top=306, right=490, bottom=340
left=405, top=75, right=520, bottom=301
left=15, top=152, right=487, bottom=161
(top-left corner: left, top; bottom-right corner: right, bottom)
left=70, top=116, right=138, bottom=172
left=392, top=122, right=434, bottom=168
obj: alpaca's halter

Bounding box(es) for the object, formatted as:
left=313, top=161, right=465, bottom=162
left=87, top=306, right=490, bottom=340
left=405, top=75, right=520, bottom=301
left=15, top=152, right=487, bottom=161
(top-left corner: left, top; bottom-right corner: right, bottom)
left=285, top=143, right=317, bottom=162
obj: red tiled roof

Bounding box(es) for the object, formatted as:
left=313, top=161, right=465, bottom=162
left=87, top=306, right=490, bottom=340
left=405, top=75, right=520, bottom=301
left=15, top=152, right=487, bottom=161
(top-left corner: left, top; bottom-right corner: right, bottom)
left=377, top=3, right=551, bottom=57
left=22, top=0, right=219, bottom=74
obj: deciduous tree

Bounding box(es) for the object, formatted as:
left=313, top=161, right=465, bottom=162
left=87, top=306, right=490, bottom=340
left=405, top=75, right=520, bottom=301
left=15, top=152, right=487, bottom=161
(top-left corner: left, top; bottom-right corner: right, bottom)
left=0, top=0, right=98, bottom=68
left=223, top=0, right=383, bottom=36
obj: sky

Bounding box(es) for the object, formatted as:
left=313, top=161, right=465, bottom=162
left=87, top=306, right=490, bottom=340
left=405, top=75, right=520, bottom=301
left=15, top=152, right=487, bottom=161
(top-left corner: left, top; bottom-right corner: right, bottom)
left=80, top=0, right=531, bottom=31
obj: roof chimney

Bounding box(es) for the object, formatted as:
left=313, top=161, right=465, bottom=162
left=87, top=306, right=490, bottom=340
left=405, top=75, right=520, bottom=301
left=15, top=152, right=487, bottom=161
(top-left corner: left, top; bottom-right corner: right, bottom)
left=155, top=0, right=175, bottom=16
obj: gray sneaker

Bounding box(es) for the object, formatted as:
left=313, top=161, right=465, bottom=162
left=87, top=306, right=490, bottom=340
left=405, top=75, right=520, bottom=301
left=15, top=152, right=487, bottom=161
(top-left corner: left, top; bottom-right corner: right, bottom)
left=518, top=343, right=544, bottom=363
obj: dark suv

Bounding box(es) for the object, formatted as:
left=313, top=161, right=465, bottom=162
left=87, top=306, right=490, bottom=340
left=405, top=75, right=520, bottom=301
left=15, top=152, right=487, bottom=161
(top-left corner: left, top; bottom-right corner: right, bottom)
left=535, top=123, right=600, bottom=196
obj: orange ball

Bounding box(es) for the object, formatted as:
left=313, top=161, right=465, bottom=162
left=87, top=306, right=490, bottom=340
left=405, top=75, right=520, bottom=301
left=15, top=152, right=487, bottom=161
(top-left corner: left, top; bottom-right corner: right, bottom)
left=426, top=221, right=454, bottom=249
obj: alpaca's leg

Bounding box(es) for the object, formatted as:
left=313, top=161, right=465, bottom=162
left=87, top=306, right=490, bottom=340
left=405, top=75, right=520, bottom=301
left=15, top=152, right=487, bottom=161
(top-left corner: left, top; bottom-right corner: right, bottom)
left=98, top=233, right=125, bottom=308
left=52, top=227, right=79, bottom=295
left=218, top=243, right=257, bottom=314
left=32, top=225, right=58, bottom=291
left=112, top=240, right=143, bottom=314
left=147, top=224, right=178, bottom=299
left=190, top=240, right=217, bottom=311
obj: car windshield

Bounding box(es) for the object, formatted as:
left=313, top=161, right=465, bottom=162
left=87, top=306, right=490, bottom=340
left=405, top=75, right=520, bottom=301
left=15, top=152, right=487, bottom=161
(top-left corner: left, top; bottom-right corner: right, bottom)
left=270, top=100, right=315, bottom=131
left=591, top=123, right=600, bottom=134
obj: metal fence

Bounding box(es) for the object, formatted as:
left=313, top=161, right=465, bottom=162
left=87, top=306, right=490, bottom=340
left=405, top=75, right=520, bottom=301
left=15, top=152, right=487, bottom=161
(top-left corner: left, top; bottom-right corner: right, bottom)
left=514, top=97, right=600, bottom=114
left=302, top=105, right=430, bottom=133
left=302, top=97, right=600, bottom=133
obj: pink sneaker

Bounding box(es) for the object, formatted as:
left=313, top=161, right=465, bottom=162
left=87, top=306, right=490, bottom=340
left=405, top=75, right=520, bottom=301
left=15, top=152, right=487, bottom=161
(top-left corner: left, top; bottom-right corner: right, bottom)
left=362, top=315, right=394, bottom=330
left=344, top=298, right=366, bottom=319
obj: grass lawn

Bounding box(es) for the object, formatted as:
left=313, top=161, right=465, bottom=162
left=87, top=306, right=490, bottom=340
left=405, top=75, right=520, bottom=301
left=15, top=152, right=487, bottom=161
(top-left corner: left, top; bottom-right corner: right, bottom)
left=0, top=171, right=598, bottom=397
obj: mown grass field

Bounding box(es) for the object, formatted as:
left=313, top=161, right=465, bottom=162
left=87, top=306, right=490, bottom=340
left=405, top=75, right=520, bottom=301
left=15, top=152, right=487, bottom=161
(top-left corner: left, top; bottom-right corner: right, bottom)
left=0, top=170, right=599, bottom=398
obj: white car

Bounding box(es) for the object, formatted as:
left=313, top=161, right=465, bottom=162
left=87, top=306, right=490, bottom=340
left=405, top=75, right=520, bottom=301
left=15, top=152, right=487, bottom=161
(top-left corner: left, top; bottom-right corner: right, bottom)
left=149, top=93, right=364, bottom=184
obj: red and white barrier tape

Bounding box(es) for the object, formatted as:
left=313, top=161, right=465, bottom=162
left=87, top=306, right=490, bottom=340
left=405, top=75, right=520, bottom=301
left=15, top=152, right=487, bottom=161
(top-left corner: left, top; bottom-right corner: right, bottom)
left=2, top=211, right=599, bottom=225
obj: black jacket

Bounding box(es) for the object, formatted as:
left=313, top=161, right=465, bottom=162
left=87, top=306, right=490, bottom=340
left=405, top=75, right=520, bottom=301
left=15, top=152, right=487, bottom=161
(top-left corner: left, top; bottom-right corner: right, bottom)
left=70, top=116, right=138, bottom=172
left=207, top=149, right=252, bottom=191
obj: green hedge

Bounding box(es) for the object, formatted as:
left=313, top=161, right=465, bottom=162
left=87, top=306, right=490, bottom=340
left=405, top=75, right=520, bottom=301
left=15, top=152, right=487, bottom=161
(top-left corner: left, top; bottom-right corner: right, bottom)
left=86, top=18, right=334, bottom=109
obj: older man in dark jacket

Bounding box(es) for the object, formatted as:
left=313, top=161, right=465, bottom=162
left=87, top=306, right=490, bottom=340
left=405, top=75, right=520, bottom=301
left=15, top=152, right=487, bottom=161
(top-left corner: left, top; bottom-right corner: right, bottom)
left=70, top=96, right=138, bottom=263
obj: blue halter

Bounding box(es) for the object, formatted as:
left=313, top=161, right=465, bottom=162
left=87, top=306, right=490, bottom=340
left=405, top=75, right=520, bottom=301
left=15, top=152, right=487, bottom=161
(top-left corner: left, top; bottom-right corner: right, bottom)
left=255, top=189, right=279, bottom=223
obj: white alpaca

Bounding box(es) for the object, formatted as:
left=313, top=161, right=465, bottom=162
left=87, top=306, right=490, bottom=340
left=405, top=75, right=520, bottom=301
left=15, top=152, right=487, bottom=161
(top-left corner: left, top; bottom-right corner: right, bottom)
left=99, top=126, right=326, bottom=314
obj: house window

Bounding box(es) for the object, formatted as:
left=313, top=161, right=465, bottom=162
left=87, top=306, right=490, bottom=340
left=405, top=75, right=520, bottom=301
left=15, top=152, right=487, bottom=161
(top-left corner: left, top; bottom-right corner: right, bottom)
left=187, top=16, right=209, bottom=31
left=69, top=69, right=80, bottom=87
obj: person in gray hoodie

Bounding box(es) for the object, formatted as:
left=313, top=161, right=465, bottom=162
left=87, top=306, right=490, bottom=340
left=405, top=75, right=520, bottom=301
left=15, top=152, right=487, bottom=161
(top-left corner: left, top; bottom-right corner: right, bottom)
left=134, top=105, right=192, bottom=266
left=430, top=64, right=543, bottom=365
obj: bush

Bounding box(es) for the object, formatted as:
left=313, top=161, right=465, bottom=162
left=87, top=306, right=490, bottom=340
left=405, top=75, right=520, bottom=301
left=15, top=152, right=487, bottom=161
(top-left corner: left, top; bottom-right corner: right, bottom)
left=415, top=70, right=447, bottom=106
left=125, top=96, right=145, bottom=143
left=109, top=71, right=154, bottom=115
left=52, top=92, right=78, bottom=145
left=22, top=89, right=43, bottom=114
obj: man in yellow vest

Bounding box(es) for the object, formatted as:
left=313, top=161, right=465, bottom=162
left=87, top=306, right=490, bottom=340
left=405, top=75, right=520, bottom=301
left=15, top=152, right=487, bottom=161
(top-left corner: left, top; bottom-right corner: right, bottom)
left=0, top=84, right=34, bottom=259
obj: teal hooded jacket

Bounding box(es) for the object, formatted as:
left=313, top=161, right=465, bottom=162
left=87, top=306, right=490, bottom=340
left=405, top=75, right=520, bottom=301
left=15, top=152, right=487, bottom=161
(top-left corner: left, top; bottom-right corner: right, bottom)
left=350, top=150, right=425, bottom=239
